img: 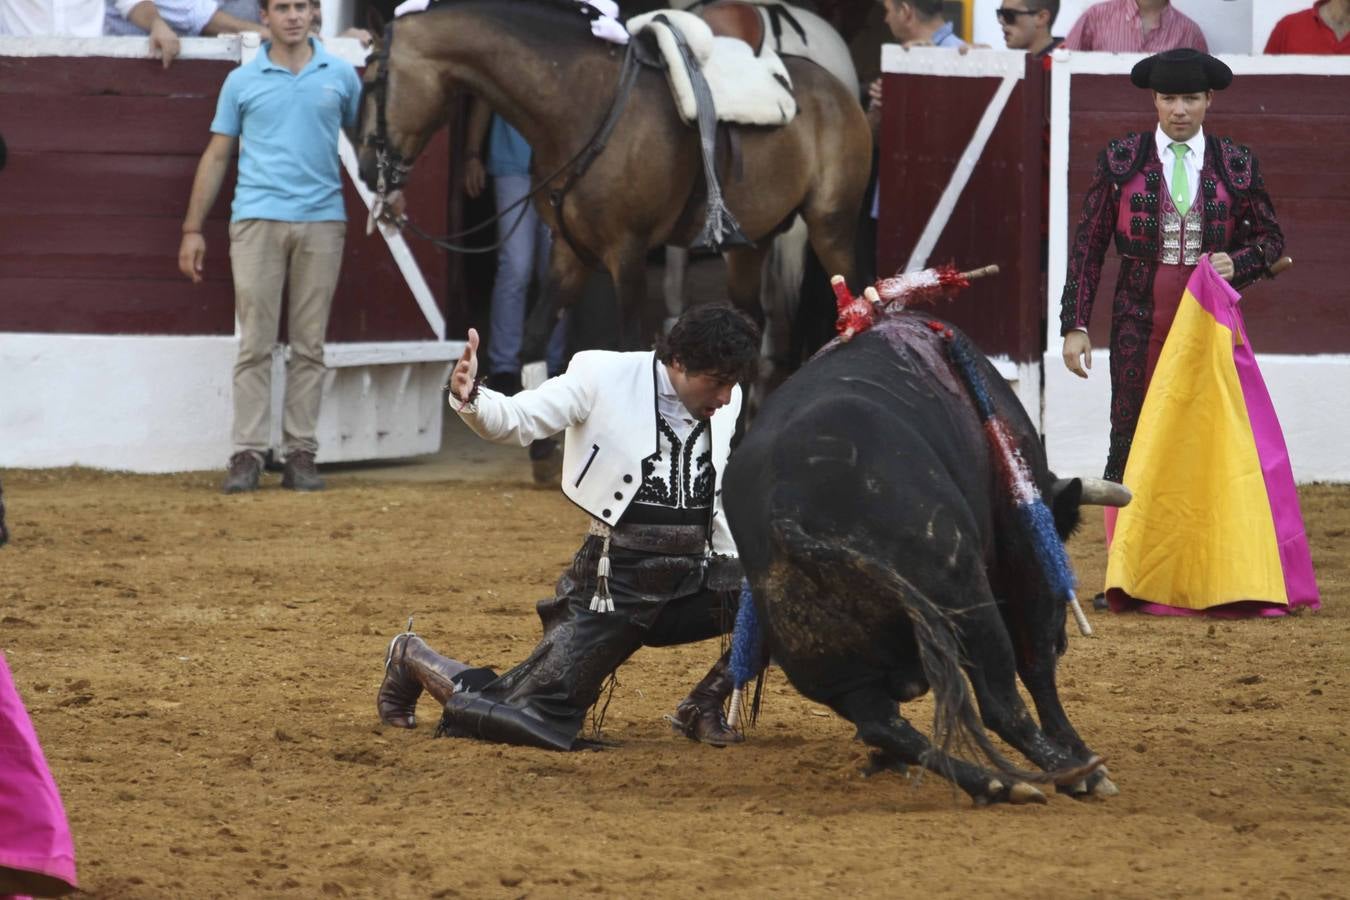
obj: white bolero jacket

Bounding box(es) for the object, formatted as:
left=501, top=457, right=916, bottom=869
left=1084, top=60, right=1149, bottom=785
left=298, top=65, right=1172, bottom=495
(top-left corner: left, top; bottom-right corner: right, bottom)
left=455, top=350, right=742, bottom=557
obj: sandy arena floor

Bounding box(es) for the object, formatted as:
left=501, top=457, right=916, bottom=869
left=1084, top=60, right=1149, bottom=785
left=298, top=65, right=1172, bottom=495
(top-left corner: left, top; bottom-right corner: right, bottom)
left=1, top=461, right=1346, bottom=899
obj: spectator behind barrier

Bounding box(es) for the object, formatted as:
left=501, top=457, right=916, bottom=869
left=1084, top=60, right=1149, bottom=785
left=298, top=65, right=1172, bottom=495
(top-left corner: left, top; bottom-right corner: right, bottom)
left=1265, top=0, right=1350, bottom=55
left=867, top=0, right=968, bottom=137
left=104, top=0, right=268, bottom=44
left=1064, top=0, right=1207, bottom=53
left=878, top=0, right=966, bottom=50
left=1, top=0, right=179, bottom=64
left=998, top=0, right=1061, bottom=57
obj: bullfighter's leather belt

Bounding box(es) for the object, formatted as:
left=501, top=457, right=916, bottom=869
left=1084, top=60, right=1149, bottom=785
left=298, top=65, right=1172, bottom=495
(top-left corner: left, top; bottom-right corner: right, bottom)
left=588, top=519, right=708, bottom=556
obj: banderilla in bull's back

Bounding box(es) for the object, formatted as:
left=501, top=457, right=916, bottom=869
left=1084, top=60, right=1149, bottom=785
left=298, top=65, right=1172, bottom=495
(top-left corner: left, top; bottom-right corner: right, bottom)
left=829, top=264, right=1001, bottom=342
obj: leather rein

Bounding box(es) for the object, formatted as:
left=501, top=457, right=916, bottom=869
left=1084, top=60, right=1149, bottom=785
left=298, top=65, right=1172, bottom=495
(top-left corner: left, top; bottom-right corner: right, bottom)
left=362, top=20, right=645, bottom=258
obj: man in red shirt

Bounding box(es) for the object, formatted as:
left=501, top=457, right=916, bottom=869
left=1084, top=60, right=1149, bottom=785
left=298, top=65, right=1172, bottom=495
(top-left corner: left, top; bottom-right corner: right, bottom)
left=1265, top=0, right=1350, bottom=54
left=1064, top=0, right=1207, bottom=53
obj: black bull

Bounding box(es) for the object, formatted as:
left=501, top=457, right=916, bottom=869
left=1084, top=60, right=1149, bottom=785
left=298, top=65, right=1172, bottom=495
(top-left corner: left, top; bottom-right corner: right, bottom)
left=724, top=314, right=1124, bottom=805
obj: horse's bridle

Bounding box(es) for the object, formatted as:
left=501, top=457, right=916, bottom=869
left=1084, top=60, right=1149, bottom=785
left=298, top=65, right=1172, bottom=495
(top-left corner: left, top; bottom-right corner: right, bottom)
left=359, top=20, right=646, bottom=260
left=362, top=21, right=413, bottom=195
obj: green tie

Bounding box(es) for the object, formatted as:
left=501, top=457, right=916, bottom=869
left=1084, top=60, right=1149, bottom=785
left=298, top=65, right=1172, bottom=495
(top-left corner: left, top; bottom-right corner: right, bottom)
left=1170, top=142, right=1191, bottom=217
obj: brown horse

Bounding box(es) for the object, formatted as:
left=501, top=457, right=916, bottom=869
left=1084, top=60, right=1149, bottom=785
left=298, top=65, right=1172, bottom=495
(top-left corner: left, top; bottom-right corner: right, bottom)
left=355, top=0, right=870, bottom=350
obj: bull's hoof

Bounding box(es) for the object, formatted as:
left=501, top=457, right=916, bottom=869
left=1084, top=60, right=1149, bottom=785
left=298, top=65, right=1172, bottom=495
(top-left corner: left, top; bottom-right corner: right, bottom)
left=1060, top=779, right=1090, bottom=797
left=1090, top=774, right=1120, bottom=797
left=859, top=750, right=908, bottom=779
left=1063, top=765, right=1118, bottom=799
left=1049, top=754, right=1105, bottom=787
left=1008, top=782, right=1048, bottom=805
left=974, top=779, right=1045, bottom=806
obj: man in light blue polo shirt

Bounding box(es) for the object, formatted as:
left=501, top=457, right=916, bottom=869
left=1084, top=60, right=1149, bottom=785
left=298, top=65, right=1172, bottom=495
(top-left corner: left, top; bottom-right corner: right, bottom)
left=177, top=0, right=360, bottom=494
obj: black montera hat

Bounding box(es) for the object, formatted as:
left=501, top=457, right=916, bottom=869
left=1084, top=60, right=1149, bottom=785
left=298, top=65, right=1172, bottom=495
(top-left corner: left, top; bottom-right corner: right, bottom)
left=1130, top=49, right=1233, bottom=93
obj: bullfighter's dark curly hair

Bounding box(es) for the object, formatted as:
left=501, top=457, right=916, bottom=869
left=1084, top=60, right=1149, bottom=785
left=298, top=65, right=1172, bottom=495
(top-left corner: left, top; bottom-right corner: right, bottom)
left=656, top=303, right=761, bottom=384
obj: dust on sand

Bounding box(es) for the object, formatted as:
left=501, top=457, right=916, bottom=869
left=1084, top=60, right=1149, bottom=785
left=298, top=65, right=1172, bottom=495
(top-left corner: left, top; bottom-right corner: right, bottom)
left=2, top=469, right=1347, bottom=899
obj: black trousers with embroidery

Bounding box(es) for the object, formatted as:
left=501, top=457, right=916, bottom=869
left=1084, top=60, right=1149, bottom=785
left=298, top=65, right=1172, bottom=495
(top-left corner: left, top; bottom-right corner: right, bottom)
left=438, top=535, right=736, bottom=751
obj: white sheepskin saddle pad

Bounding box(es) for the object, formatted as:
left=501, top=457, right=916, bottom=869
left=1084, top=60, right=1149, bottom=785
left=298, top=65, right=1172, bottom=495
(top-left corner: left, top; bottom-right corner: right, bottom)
left=627, top=9, right=797, bottom=127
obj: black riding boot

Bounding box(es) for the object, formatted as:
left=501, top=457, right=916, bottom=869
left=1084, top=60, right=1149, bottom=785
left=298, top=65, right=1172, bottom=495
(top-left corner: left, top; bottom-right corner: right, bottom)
left=669, top=648, right=743, bottom=747
left=377, top=632, right=473, bottom=729
left=439, top=602, right=642, bottom=751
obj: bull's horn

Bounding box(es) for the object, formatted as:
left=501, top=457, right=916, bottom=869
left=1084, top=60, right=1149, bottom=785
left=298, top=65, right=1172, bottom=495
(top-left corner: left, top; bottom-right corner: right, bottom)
left=1057, top=477, right=1132, bottom=508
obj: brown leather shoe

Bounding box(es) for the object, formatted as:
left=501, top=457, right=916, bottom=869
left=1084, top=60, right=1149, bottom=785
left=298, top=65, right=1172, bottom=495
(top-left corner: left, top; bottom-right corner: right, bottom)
left=377, top=632, right=422, bottom=728
left=222, top=451, right=262, bottom=494
left=668, top=650, right=743, bottom=747
left=282, top=449, right=324, bottom=491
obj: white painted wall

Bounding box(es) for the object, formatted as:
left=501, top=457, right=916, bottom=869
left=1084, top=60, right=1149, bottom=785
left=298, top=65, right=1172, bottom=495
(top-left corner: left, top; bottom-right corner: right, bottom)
left=0, top=335, right=237, bottom=473
left=0, top=335, right=461, bottom=471
left=971, top=0, right=1309, bottom=54
left=1044, top=351, right=1350, bottom=483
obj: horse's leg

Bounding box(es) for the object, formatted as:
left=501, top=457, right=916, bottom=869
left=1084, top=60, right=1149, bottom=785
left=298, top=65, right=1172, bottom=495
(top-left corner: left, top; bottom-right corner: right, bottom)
left=802, top=203, right=859, bottom=290
left=607, top=241, right=658, bottom=351
left=757, top=219, right=809, bottom=404
left=521, top=240, right=590, bottom=363
left=722, top=243, right=769, bottom=328
left=790, top=203, right=862, bottom=361
left=663, top=246, right=688, bottom=334
left=518, top=241, right=592, bottom=483
left=722, top=242, right=771, bottom=410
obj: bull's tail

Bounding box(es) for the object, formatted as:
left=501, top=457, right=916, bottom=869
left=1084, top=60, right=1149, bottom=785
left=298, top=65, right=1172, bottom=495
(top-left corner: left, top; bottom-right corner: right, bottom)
left=770, top=519, right=1050, bottom=784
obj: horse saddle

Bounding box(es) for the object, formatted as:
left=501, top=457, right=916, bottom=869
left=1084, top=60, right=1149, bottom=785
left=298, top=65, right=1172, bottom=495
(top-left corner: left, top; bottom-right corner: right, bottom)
left=699, top=1, right=766, bottom=53
left=626, top=9, right=797, bottom=127
left=702, top=1, right=859, bottom=98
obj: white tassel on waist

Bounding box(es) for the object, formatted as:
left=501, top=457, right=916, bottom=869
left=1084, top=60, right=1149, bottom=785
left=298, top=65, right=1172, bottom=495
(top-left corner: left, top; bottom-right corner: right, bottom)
left=588, top=519, right=616, bottom=613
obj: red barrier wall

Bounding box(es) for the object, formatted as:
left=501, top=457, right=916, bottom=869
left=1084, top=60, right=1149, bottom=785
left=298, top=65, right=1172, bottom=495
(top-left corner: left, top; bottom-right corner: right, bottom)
left=0, top=55, right=449, bottom=341
left=877, top=57, right=1045, bottom=363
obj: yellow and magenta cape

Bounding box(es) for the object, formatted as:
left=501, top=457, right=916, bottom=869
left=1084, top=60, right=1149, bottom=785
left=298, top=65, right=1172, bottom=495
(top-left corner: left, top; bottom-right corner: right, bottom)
left=1105, top=259, right=1320, bottom=617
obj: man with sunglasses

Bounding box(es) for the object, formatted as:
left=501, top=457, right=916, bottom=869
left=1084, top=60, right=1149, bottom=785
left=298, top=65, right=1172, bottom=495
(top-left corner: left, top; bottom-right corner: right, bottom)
left=997, top=2, right=1061, bottom=58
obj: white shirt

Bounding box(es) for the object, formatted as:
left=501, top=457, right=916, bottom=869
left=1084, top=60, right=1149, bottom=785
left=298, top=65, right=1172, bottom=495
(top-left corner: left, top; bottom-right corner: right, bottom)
left=1, top=0, right=139, bottom=35
left=655, top=360, right=701, bottom=444
left=1155, top=125, right=1205, bottom=211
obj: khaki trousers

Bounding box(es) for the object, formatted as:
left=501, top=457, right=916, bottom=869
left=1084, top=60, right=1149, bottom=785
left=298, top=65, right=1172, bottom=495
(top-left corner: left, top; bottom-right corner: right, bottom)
left=228, top=219, right=345, bottom=456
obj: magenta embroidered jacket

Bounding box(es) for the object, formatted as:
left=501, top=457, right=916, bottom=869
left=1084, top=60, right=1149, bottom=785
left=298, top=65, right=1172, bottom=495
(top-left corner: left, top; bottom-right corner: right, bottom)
left=1058, top=130, right=1283, bottom=480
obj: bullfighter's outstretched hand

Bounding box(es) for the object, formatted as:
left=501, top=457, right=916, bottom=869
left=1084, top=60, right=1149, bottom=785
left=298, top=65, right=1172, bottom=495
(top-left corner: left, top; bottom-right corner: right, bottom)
left=450, top=328, right=481, bottom=402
